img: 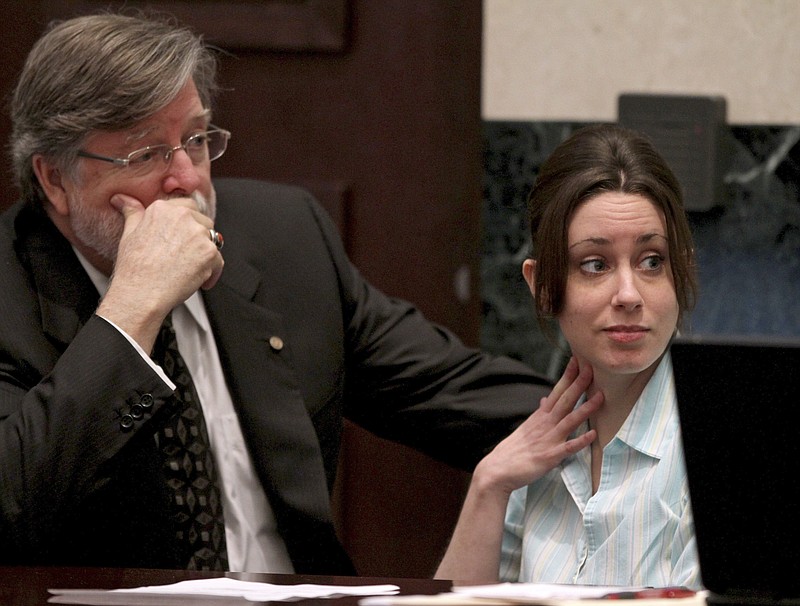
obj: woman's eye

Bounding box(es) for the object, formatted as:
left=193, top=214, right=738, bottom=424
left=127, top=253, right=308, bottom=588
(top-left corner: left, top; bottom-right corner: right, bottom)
left=580, top=259, right=606, bottom=274
left=640, top=254, right=665, bottom=271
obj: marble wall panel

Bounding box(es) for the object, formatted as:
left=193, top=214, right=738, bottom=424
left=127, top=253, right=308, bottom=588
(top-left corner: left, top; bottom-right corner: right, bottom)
left=481, top=121, right=800, bottom=380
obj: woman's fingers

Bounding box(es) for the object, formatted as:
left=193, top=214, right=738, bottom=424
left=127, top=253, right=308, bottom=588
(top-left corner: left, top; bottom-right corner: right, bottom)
left=539, top=356, right=579, bottom=412
left=557, top=389, right=602, bottom=438
left=541, top=357, right=594, bottom=421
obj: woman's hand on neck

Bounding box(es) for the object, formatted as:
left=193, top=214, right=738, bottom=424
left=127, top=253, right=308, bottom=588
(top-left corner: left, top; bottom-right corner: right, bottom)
left=584, top=355, right=662, bottom=449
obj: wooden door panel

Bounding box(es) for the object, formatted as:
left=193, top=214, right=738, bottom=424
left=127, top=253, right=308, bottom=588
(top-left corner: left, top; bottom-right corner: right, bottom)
left=1, top=0, right=482, bottom=578
left=49, top=0, right=349, bottom=52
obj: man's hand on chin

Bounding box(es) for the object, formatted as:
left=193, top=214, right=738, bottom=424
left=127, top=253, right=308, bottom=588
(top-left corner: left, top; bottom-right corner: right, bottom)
left=97, top=193, right=224, bottom=353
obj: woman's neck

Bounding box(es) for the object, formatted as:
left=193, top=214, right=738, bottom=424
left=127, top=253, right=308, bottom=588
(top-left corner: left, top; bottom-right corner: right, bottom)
left=586, top=355, right=664, bottom=493
left=587, top=355, right=664, bottom=449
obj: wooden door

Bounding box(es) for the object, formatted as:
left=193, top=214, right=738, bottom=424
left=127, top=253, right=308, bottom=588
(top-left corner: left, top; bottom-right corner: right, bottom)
left=0, top=0, right=482, bottom=577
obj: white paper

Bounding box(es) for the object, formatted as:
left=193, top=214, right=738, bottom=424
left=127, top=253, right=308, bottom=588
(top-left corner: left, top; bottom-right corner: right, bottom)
left=450, top=583, right=646, bottom=600
left=359, top=587, right=707, bottom=606
left=50, top=577, right=400, bottom=603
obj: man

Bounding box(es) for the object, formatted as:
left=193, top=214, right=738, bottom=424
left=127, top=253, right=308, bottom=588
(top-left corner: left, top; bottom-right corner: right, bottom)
left=0, top=12, right=548, bottom=574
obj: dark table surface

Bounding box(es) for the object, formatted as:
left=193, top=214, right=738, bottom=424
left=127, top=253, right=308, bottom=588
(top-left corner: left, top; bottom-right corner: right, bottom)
left=0, top=566, right=454, bottom=606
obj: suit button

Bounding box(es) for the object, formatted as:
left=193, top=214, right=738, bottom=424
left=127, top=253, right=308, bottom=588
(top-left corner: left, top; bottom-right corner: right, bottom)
left=140, top=393, right=154, bottom=409
left=130, top=404, right=144, bottom=419
left=120, top=414, right=134, bottom=431
left=269, top=336, right=284, bottom=351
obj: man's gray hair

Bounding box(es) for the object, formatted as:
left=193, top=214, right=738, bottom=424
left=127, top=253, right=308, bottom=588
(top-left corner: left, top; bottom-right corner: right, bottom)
left=10, top=12, right=219, bottom=205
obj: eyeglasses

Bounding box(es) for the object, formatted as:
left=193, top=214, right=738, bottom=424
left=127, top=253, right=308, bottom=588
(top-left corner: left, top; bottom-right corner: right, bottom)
left=77, top=127, right=231, bottom=175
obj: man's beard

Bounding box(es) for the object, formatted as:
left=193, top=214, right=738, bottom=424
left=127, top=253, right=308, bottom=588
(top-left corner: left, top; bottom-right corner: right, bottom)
left=68, top=188, right=217, bottom=265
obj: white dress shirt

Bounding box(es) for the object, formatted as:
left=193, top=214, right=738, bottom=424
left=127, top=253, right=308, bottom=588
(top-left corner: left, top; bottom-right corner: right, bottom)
left=76, top=251, right=294, bottom=573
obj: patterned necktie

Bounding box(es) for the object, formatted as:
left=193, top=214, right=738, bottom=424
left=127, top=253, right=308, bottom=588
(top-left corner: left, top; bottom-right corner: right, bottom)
left=152, top=313, right=229, bottom=571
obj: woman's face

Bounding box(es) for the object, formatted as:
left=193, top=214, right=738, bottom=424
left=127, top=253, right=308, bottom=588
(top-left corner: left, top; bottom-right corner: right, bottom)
left=529, top=191, right=679, bottom=380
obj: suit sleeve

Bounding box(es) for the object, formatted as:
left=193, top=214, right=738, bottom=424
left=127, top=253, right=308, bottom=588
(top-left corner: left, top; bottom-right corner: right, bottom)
left=0, top=315, right=174, bottom=557
left=305, top=198, right=552, bottom=470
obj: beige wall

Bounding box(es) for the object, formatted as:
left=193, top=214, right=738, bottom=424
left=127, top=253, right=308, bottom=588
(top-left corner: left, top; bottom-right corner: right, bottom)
left=483, top=0, right=800, bottom=124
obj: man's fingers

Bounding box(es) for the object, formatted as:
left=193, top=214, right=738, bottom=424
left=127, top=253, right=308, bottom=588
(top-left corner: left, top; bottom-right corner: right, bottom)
left=110, top=193, right=146, bottom=234
left=110, top=193, right=145, bottom=218
left=200, top=261, right=224, bottom=291
left=161, top=196, right=214, bottom=228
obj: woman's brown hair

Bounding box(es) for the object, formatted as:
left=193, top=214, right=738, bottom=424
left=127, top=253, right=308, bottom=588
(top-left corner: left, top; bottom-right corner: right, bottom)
left=527, top=124, right=697, bottom=329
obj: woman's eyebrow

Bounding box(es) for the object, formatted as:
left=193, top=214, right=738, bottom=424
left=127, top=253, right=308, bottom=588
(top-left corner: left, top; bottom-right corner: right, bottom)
left=568, top=236, right=609, bottom=250
left=636, top=232, right=668, bottom=244
left=568, top=232, right=667, bottom=250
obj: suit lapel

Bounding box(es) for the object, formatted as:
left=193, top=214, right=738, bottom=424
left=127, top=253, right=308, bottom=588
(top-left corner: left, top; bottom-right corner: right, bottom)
left=201, top=258, right=335, bottom=529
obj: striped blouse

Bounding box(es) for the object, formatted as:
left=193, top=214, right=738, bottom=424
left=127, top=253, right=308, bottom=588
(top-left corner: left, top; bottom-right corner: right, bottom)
left=499, top=353, right=701, bottom=589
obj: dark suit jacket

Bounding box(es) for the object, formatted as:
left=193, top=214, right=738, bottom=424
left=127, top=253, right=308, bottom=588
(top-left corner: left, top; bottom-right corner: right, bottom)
left=0, top=178, right=548, bottom=574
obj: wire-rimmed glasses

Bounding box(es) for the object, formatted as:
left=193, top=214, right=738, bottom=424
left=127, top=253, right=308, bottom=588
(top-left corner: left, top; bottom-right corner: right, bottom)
left=77, top=127, right=231, bottom=175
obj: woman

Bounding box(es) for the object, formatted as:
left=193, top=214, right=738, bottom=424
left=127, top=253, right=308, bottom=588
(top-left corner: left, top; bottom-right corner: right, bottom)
left=436, top=124, right=701, bottom=588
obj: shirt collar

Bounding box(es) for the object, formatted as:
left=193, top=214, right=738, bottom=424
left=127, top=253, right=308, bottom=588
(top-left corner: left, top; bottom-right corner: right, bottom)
left=614, top=352, right=678, bottom=460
